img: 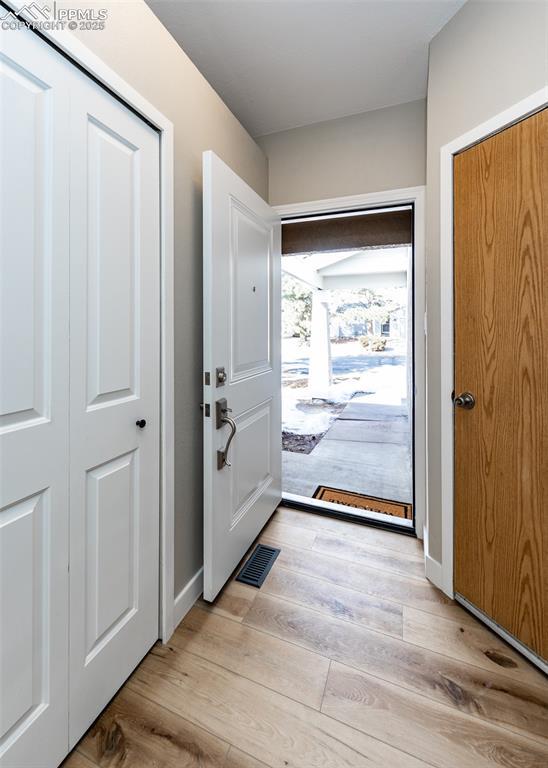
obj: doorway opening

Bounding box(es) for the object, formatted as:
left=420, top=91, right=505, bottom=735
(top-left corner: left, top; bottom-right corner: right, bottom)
left=281, top=205, right=415, bottom=531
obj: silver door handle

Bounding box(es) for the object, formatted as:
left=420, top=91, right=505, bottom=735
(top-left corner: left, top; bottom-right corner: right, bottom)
left=216, top=398, right=237, bottom=469
left=217, top=414, right=237, bottom=469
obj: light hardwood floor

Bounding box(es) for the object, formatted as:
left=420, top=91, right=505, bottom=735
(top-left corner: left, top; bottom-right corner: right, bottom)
left=64, top=507, right=548, bottom=768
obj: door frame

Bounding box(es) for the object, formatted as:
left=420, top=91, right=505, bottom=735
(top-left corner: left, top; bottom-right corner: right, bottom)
left=438, top=87, right=548, bottom=598
left=275, top=186, right=426, bottom=541
left=4, top=3, right=177, bottom=641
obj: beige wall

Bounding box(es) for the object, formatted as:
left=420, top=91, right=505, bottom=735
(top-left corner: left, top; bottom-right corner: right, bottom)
left=426, top=0, right=548, bottom=563
left=257, top=99, right=426, bottom=205
left=72, top=0, right=268, bottom=595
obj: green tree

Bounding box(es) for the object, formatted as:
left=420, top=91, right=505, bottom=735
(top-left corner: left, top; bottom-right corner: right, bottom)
left=330, top=288, right=394, bottom=335
left=282, top=274, right=312, bottom=340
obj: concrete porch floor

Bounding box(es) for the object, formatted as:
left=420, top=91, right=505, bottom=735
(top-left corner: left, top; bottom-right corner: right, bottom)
left=282, top=402, right=413, bottom=503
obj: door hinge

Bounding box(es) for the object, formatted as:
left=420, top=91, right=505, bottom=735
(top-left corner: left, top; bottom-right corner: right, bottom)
left=204, top=371, right=211, bottom=385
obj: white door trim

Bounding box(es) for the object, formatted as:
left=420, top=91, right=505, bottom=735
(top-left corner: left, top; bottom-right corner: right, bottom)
left=438, top=87, right=548, bottom=597
left=275, top=186, right=427, bottom=544
left=4, top=5, right=176, bottom=641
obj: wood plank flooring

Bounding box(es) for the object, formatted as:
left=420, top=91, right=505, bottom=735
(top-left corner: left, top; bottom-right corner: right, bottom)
left=64, top=506, right=548, bottom=768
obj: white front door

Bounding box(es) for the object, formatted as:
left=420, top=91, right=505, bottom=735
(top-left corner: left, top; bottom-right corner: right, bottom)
left=203, top=151, right=281, bottom=601
left=68, top=70, right=160, bottom=744
left=0, top=28, right=70, bottom=768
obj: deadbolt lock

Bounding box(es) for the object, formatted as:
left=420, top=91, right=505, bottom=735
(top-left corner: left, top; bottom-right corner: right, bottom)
left=216, top=366, right=227, bottom=387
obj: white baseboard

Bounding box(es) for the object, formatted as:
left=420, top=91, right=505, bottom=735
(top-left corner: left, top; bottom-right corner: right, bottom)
left=425, top=553, right=446, bottom=594
left=173, top=567, right=204, bottom=629
left=423, top=523, right=453, bottom=597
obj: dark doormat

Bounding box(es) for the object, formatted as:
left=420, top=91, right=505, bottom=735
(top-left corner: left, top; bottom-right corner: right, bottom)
left=313, top=486, right=412, bottom=519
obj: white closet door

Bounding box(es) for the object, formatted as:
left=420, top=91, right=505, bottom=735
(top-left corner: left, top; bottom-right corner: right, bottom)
left=0, top=28, right=70, bottom=768
left=68, top=71, right=160, bottom=744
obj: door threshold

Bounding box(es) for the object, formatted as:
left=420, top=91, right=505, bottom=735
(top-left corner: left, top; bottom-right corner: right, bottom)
left=455, top=594, right=548, bottom=675
left=282, top=492, right=416, bottom=537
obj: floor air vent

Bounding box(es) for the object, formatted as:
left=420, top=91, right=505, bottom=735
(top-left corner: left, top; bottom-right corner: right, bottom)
left=236, top=543, right=280, bottom=588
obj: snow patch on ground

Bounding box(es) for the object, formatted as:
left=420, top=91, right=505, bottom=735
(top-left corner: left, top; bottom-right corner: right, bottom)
left=282, top=338, right=408, bottom=434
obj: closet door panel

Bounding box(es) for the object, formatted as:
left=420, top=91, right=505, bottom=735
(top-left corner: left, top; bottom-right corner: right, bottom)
left=68, top=69, right=160, bottom=747
left=0, top=27, right=70, bottom=768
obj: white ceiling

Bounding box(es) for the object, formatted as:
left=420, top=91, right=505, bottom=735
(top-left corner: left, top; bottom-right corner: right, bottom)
left=146, top=0, right=464, bottom=137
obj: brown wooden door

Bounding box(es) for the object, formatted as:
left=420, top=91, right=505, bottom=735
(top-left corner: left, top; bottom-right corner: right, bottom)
left=454, top=108, right=547, bottom=662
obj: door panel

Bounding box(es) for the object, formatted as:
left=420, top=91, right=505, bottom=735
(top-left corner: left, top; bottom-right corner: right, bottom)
left=86, top=118, right=139, bottom=407
left=85, top=451, right=138, bottom=657
left=0, top=493, right=48, bottom=739
left=231, top=202, right=272, bottom=378
left=203, top=151, right=281, bottom=601
left=0, top=28, right=70, bottom=768
left=232, top=400, right=273, bottom=523
left=454, top=109, right=547, bottom=661
left=68, top=70, right=160, bottom=745
left=0, top=59, right=49, bottom=428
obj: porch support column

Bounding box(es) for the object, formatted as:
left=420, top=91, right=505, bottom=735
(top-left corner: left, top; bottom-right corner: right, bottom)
left=308, top=290, right=332, bottom=398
